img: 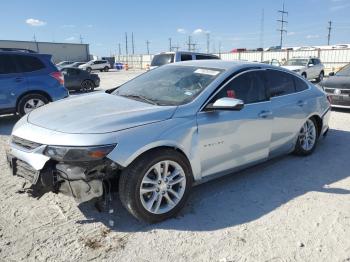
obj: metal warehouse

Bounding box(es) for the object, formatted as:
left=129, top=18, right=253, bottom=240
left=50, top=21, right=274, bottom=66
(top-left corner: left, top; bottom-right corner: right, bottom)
left=0, top=40, right=90, bottom=63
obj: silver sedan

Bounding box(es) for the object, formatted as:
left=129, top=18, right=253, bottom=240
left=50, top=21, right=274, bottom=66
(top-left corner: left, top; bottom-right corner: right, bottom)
left=7, top=60, right=331, bottom=223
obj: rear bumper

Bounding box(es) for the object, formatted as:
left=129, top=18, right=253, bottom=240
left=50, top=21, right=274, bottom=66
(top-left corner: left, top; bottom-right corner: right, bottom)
left=50, top=85, right=69, bottom=101
left=321, top=107, right=331, bottom=136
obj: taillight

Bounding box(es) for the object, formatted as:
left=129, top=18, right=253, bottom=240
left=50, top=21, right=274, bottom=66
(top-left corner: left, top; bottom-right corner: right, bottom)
left=50, top=71, right=64, bottom=85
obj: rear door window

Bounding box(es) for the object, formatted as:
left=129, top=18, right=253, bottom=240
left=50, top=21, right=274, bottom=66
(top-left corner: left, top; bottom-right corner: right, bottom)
left=294, top=76, right=309, bottom=92
left=265, top=70, right=295, bottom=97
left=0, top=54, right=19, bottom=74
left=151, top=54, right=175, bottom=66
left=181, top=54, right=193, bottom=61
left=13, top=55, right=45, bottom=72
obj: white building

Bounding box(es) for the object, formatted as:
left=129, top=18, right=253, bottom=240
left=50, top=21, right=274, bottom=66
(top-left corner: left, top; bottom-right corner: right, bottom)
left=0, top=40, right=90, bottom=63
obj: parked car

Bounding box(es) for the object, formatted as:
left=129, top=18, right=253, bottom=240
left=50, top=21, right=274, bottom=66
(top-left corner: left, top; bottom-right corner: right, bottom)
left=7, top=60, right=330, bottom=223
left=321, top=63, right=350, bottom=108
left=262, top=59, right=281, bottom=67
left=70, top=62, right=87, bottom=68
left=0, top=50, right=68, bottom=116
left=149, top=51, right=220, bottom=70
left=60, top=67, right=100, bottom=92
left=56, top=61, right=74, bottom=69
left=282, top=57, right=325, bottom=81
left=78, top=60, right=110, bottom=73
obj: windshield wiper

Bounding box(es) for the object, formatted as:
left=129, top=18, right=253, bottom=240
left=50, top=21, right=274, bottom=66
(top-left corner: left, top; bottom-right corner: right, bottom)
left=119, top=94, right=159, bottom=105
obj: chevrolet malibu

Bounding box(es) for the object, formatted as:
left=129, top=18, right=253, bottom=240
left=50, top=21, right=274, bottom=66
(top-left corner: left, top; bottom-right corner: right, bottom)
left=7, top=61, right=331, bottom=223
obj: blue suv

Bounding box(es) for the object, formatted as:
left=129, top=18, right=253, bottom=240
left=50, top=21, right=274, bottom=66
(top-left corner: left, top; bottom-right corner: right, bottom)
left=0, top=49, right=69, bottom=116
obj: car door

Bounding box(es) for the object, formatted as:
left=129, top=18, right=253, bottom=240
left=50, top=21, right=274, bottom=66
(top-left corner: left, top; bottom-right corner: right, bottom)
left=265, top=69, right=307, bottom=157
left=0, top=54, right=27, bottom=111
left=197, top=70, right=272, bottom=177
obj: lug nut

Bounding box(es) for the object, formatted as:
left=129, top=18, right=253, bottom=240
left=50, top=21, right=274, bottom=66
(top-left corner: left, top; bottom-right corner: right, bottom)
left=156, top=188, right=160, bottom=192
left=158, top=180, right=161, bottom=184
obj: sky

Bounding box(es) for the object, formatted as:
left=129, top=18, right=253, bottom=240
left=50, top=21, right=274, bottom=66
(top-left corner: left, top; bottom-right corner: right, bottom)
left=1, top=0, right=350, bottom=56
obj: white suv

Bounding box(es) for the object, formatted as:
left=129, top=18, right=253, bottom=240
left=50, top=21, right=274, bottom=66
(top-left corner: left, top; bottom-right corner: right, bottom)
left=282, top=57, right=325, bottom=82
left=79, top=60, right=110, bottom=73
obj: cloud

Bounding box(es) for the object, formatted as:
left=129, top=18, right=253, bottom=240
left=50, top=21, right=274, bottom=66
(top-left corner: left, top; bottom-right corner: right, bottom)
left=306, top=34, right=320, bottom=39
left=65, top=36, right=76, bottom=41
left=177, top=28, right=186, bottom=34
left=287, top=31, right=296, bottom=36
left=193, top=28, right=210, bottom=35
left=86, top=24, right=93, bottom=28
left=25, top=18, right=46, bottom=26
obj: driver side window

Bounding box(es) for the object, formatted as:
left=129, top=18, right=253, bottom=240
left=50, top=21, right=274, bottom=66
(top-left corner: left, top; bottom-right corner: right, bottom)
left=214, top=71, right=268, bottom=104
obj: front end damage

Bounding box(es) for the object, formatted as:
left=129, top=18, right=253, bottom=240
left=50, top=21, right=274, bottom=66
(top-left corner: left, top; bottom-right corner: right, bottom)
left=7, top=137, right=121, bottom=203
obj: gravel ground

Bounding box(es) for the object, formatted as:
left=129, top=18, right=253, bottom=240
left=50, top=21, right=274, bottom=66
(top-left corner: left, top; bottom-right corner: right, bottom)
left=0, top=71, right=349, bottom=261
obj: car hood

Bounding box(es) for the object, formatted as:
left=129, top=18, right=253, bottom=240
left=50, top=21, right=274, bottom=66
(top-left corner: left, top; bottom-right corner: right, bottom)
left=281, top=65, right=305, bottom=71
left=322, top=76, right=350, bottom=89
left=27, top=93, right=177, bottom=134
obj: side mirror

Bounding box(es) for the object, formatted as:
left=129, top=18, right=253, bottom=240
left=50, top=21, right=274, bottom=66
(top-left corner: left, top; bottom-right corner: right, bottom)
left=329, top=72, right=335, bottom=76
left=308, top=63, right=314, bottom=67
left=205, top=97, right=244, bottom=111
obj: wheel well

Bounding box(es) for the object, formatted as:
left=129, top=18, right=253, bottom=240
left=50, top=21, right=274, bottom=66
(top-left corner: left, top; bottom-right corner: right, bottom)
left=311, top=115, right=322, bottom=137
left=16, top=90, right=52, bottom=110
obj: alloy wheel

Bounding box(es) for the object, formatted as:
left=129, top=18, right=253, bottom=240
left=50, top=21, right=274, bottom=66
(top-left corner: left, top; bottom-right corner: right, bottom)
left=23, top=98, right=45, bottom=114
left=139, top=160, right=186, bottom=214
left=298, top=119, right=317, bottom=151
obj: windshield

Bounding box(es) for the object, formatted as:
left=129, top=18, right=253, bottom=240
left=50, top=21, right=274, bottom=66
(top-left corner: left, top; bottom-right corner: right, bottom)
left=113, top=65, right=223, bottom=106
left=336, top=64, right=350, bottom=76
left=285, top=59, right=308, bottom=66
left=151, top=54, right=175, bottom=66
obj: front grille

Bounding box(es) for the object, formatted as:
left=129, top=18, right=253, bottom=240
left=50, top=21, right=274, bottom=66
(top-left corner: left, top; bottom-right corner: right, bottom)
left=324, top=88, right=350, bottom=95
left=15, top=159, right=40, bottom=184
left=11, top=136, right=42, bottom=151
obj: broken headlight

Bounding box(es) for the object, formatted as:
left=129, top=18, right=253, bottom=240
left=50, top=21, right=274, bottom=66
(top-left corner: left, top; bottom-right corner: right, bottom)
left=44, top=144, right=116, bottom=162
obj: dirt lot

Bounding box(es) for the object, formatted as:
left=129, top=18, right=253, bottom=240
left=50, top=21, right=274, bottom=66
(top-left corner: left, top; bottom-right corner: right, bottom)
left=0, top=70, right=350, bottom=261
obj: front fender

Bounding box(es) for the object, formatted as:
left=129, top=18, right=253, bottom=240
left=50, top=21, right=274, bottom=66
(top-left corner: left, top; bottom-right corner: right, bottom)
left=106, top=117, right=202, bottom=181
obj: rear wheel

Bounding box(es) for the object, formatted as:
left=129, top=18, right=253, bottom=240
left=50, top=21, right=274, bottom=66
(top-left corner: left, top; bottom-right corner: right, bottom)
left=81, top=80, right=94, bottom=92
left=119, top=149, right=193, bottom=223
left=293, top=118, right=318, bottom=156
left=103, top=66, right=109, bottom=72
left=86, top=67, right=92, bottom=73
left=17, top=94, right=49, bottom=116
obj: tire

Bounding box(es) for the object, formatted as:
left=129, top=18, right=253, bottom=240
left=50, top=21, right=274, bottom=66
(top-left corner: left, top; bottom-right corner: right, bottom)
left=301, top=72, right=307, bottom=79
left=86, top=67, right=92, bottom=73
left=293, top=117, right=319, bottom=156
left=104, top=66, right=109, bottom=72
left=316, top=71, right=324, bottom=82
left=81, top=80, right=94, bottom=92
left=17, top=93, right=49, bottom=116
left=119, top=149, right=193, bottom=223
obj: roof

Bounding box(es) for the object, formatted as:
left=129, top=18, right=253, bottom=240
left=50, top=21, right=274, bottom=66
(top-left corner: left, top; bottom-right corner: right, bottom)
left=168, top=59, right=258, bottom=70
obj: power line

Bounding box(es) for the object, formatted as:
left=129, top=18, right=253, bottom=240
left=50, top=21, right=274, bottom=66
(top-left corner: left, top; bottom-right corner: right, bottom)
left=327, top=21, right=332, bottom=45
left=169, top=37, right=172, bottom=51
left=146, top=40, right=150, bottom=55
left=131, top=32, right=135, bottom=55
left=206, top=33, right=210, bottom=53
left=277, top=2, right=288, bottom=47
left=125, top=32, right=128, bottom=55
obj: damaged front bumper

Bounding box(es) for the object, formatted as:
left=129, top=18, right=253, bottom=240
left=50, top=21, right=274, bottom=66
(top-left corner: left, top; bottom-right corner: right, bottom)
left=6, top=142, right=120, bottom=203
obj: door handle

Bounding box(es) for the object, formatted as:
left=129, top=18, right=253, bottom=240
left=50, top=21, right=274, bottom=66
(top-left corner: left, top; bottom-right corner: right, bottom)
left=14, top=77, right=24, bottom=83
left=297, top=100, right=307, bottom=107
left=258, top=110, right=272, bottom=118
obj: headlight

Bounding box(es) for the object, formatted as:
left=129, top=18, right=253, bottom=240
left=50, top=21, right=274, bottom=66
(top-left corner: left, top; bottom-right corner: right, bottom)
left=44, top=144, right=116, bottom=162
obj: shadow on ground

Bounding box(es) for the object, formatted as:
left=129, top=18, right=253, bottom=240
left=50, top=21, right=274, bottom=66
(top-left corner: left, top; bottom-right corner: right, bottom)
left=77, top=128, right=350, bottom=232
left=0, top=115, right=19, bottom=136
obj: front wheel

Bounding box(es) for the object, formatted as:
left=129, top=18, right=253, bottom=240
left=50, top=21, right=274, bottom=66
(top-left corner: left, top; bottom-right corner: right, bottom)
left=86, top=67, right=92, bottom=73
left=103, top=66, right=109, bottom=72
left=119, top=149, right=193, bottom=223
left=317, top=71, right=324, bottom=82
left=81, top=80, right=94, bottom=92
left=293, top=118, right=318, bottom=156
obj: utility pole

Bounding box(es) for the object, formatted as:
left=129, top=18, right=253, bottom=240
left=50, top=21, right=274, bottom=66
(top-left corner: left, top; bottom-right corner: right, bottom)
left=125, top=32, right=128, bottom=55
left=33, top=34, right=37, bottom=42
left=260, top=9, right=265, bottom=48
left=277, top=2, right=288, bottom=48
left=169, top=37, right=172, bottom=51
left=79, top=35, right=83, bottom=44
left=131, top=32, right=135, bottom=55
left=327, top=21, right=332, bottom=46
left=146, top=40, right=150, bottom=55
left=206, top=33, right=210, bottom=53
left=186, top=36, right=197, bottom=51
left=118, top=43, right=121, bottom=56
